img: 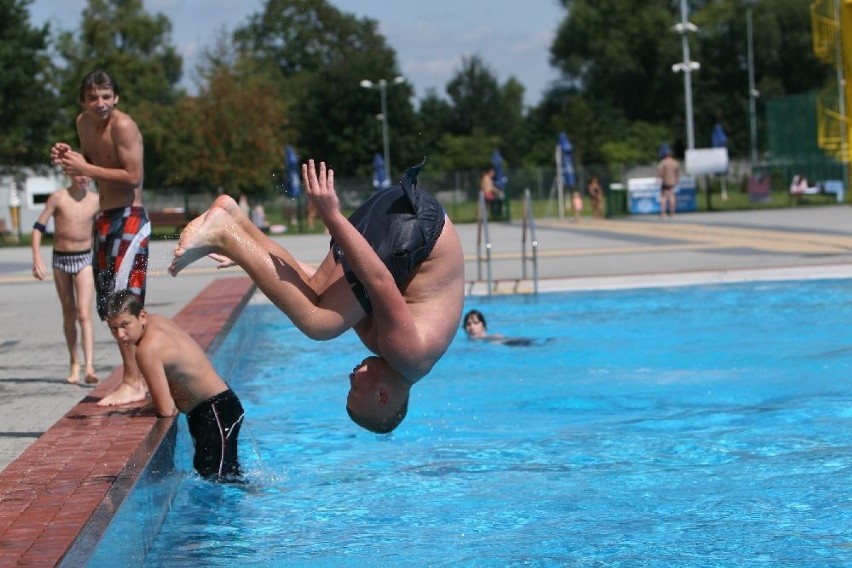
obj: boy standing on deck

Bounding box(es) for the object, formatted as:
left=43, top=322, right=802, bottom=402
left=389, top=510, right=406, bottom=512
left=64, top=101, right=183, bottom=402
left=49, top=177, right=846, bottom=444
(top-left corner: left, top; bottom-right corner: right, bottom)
left=105, top=291, right=245, bottom=482
left=51, top=70, right=151, bottom=407
left=31, top=174, right=100, bottom=385
left=657, top=146, right=680, bottom=219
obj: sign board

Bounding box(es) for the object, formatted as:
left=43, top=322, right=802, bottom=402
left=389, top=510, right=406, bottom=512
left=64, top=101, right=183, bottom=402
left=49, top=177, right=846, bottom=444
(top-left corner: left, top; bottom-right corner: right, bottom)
left=685, top=148, right=729, bottom=176
left=627, top=176, right=697, bottom=215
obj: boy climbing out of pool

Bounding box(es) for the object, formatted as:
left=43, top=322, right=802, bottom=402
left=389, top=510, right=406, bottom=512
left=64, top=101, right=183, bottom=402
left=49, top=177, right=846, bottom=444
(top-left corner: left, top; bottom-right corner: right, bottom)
left=169, top=159, right=465, bottom=434
left=51, top=69, right=151, bottom=407
left=105, top=290, right=244, bottom=482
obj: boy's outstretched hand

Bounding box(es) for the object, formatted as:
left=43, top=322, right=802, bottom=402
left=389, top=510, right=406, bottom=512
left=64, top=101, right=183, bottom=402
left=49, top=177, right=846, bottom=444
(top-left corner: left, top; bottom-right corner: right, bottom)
left=302, top=160, right=342, bottom=225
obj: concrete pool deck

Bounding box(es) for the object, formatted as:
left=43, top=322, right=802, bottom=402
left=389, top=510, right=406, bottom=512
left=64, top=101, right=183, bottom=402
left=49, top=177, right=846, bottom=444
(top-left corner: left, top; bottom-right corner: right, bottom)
left=2, top=205, right=852, bottom=563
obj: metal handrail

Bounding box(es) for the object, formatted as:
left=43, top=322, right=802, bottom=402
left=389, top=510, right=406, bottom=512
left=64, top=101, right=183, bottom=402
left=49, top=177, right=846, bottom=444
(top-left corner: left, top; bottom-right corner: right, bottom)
left=521, top=188, right=539, bottom=295
left=476, top=192, right=493, bottom=296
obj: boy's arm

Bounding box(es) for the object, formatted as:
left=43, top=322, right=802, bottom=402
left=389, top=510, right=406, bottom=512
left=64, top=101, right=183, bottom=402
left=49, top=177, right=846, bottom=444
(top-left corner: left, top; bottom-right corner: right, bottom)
left=136, top=346, right=178, bottom=417
left=303, top=161, right=426, bottom=377
left=31, top=193, right=58, bottom=280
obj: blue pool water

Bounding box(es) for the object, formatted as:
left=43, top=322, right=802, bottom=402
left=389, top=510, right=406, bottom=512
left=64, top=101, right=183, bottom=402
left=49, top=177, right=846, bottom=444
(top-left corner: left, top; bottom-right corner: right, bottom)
left=141, top=280, right=852, bottom=566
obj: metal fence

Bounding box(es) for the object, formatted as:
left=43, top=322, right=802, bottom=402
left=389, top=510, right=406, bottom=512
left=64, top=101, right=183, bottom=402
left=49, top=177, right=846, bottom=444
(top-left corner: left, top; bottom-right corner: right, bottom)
left=141, top=154, right=847, bottom=231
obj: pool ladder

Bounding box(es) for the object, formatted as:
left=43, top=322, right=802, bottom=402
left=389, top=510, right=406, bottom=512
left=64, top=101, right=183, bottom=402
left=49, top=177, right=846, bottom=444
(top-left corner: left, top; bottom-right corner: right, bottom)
left=475, top=189, right=539, bottom=296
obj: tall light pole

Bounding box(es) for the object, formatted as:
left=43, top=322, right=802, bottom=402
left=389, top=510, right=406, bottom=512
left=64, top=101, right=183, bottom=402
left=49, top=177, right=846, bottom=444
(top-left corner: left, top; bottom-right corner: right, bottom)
left=672, top=0, right=699, bottom=150
left=746, top=0, right=759, bottom=164
left=360, top=76, right=405, bottom=183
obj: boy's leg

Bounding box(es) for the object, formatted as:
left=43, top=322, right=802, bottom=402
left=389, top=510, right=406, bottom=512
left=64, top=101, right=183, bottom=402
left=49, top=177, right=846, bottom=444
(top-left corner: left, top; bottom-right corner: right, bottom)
left=95, top=210, right=149, bottom=406
left=53, top=268, right=80, bottom=383
left=74, top=266, right=99, bottom=384
left=171, top=195, right=365, bottom=339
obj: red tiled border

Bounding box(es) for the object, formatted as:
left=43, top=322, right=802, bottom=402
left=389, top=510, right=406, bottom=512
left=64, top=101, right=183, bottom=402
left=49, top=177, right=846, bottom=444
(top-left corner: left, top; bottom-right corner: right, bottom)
left=0, top=276, right=254, bottom=567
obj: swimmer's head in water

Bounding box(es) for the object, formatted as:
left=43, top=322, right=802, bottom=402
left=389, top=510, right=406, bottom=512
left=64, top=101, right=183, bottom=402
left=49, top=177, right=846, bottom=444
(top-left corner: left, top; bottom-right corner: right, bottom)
left=463, top=309, right=487, bottom=338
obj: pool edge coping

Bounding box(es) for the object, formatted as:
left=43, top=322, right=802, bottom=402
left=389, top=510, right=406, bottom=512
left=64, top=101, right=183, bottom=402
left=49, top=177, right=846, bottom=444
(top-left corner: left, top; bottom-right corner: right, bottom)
left=464, top=262, right=852, bottom=295
left=0, top=276, right=254, bottom=567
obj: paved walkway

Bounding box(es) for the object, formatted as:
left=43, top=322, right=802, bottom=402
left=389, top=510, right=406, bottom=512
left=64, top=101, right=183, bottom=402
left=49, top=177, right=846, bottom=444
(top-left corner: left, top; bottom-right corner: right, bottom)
left=2, top=205, right=852, bottom=471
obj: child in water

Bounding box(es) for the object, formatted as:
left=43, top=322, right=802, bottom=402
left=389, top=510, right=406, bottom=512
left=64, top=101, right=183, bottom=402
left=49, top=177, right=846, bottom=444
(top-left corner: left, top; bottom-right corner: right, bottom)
left=105, top=290, right=244, bottom=482
left=462, top=309, right=536, bottom=347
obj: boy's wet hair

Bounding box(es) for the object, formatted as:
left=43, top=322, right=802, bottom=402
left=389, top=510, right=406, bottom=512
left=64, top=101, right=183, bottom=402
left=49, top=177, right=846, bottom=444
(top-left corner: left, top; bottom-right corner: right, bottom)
left=347, top=396, right=409, bottom=434
left=78, top=70, right=120, bottom=103
left=106, top=290, right=143, bottom=319
left=463, top=309, right=487, bottom=330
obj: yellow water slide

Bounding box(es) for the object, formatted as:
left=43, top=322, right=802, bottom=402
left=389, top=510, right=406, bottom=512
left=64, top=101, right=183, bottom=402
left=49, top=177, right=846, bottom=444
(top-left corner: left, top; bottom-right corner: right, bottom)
left=811, top=0, right=852, bottom=161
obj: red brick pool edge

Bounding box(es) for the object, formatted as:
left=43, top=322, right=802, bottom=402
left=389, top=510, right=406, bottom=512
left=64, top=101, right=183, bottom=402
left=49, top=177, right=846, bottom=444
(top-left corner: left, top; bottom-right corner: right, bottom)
left=0, top=276, right=254, bottom=567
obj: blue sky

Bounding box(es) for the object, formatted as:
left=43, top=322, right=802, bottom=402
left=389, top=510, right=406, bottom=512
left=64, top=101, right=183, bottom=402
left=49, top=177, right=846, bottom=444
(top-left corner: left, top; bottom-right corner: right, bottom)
left=29, top=0, right=565, bottom=107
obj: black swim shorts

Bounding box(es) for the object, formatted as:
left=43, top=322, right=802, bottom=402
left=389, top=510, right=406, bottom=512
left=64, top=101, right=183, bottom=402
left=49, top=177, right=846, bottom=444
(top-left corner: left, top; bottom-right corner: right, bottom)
left=331, top=162, right=445, bottom=314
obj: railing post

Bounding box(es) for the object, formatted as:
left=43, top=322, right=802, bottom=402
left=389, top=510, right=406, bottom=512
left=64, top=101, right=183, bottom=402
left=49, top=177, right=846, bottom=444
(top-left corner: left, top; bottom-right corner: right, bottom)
left=523, top=189, right=539, bottom=295
left=476, top=192, right=493, bottom=296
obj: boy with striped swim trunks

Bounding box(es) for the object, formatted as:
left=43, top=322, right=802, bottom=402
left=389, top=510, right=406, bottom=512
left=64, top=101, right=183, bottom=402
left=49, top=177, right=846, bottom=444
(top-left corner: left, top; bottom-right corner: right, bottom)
left=31, top=174, right=100, bottom=384
left=93, top=206, right=150, bottom=319
left=51, top=69, right=150, bottom=407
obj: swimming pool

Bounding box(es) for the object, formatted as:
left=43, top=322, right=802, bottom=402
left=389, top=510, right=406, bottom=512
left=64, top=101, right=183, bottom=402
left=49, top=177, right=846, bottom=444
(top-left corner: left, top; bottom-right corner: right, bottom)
left=129, top=280, right=852, bottom=565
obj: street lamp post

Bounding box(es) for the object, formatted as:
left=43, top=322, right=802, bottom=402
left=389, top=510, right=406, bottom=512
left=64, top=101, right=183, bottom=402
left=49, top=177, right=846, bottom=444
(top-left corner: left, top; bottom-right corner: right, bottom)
left=360, top=76, right=405, bottom=183
left=672, top=0, right=699, bottom=150
left=746, top=0, right=759, bottom=164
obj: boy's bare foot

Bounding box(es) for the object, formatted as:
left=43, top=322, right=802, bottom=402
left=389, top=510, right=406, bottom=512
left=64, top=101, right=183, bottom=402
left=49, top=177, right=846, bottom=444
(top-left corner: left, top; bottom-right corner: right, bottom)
left=169, top=196, right=241, bottom=276
left=84, top=369, right=99, bottom=384
left=97, top=382, right=147, bottom=406
left=66, top=363, right=80, bottom=384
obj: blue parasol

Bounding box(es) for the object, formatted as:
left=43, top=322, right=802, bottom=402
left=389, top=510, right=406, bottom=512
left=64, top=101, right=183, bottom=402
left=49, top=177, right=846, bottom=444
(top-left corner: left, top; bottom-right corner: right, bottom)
left=491, top=149, right=508, bottom=191
left=558, top=132, right=576, bottom=188
left=711, top=123, right=728, bottom=148
left=711, top=123, right=730, bottom=200
left=372, top=152, right=390, bottom=190
left=285, top=145, right=301, bottom=198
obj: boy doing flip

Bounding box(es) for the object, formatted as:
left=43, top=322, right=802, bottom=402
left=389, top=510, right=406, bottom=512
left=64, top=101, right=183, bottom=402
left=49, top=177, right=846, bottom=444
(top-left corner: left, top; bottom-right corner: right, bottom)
left=169, top=160, right=464, bottom=434
left=106, top=291, right=244, bottom=482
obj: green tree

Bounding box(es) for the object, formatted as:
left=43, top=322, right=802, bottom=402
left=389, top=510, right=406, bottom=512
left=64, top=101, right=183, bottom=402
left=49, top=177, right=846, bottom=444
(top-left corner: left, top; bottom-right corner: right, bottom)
left=549, top=0, right=832, bottom=161
left=233, top=0, right=419, bottom=177
left=146, top=35, right=294, bottom=194
left=164, top=65, right=292, bottom=194
left=446, top=55, right=505, bottom=135
left=690, top=0, right=832, bottom=155
left=437, top=55, right=527, bottom=169
left=551, top=0, right=680, bottom=126
left=0, top=0, right=57, bottom=168
left=429, top=128, right=501, bottom=172
left=414, top=89, right=455, bottom=161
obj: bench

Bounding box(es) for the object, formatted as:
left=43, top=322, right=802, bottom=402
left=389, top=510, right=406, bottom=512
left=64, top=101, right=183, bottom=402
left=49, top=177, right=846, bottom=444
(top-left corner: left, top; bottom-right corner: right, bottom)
left=790, top=180, right=845, bottom=205
left=148, top=209, right=197, bottom=234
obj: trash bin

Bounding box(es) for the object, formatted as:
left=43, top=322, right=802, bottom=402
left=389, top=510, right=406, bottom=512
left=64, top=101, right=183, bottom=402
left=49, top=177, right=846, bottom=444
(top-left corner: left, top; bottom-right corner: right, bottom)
left=606, top=183, right=627, bottom=217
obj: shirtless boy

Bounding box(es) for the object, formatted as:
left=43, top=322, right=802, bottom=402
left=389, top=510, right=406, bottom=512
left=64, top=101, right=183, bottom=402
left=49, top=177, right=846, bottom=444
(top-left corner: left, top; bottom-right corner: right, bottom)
left=31, top=174, right=100, bottom=384
left=170, top=160, right=465, bottom=433
left=657, top=147, right=680, bottom=218
left=106, top=291, right=245, bottom=482
left=51, top=70, right=150, bottom=407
